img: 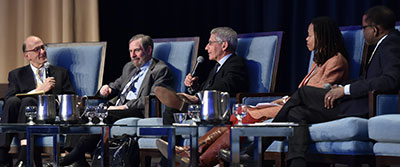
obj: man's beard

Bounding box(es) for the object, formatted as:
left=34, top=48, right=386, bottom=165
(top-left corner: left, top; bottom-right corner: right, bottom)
left=132, top=59, right=145, bottom=67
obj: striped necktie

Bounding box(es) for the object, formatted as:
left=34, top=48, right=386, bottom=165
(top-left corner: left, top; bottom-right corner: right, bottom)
left=117, top=69, right=142, bottom=106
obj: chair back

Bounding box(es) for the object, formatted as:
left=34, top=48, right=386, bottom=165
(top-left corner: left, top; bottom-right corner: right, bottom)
left=152, top=37, right=199, bottom=93
left=308, top=26, right=365, bottom=80
left=236, top=31, right=283, bottom=93
left=46, top=42, right=107, bottom=96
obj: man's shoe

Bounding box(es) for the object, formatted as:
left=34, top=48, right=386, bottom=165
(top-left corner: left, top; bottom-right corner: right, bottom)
left=218, top=149, right=255, bottom=166
left=154, top=86, right=184, bottom=110
left=156, top=139, right=190, bottom=165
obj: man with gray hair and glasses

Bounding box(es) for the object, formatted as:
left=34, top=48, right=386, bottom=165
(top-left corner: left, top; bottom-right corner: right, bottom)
left=155, top=27, right=248, bottom=166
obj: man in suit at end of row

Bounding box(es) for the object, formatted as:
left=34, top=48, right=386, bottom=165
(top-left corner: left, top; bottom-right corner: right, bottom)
left=0, top=36, right=76, bottom=167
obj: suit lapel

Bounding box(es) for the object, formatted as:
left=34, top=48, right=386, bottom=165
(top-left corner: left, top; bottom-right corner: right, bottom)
left=22, top=65, right=37, bottom=91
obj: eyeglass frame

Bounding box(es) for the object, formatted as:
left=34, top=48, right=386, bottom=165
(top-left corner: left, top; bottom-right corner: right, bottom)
left=207, top=40, right=223, bottom=45
left=361, top=24, right=376, bottom=30
left=24, top=44, right=47, bottom=53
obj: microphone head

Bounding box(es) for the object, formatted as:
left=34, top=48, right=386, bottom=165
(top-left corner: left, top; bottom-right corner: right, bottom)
left=197, top=56, right=204, bottom=63
left=44, top=62, right=50, bottom=68
left=323, top=83, right=331, bottom=90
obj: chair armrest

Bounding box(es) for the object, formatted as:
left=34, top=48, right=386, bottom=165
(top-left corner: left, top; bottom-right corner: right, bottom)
left=144, top=95, right=162, bottom=118
left=368, top=90, right=400, bottom=118
left=236, top=92, right=288, bottom=104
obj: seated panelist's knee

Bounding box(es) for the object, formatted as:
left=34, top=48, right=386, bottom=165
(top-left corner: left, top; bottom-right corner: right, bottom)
left=20, top=97, right=37, bottom=106
left=5, top=96, right=22, bottom=106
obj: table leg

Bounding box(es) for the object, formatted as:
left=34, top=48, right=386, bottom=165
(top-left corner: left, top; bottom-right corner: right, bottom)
left=254, top=136, right=262, bottom=166
left=190, top=128, right=198, bottom=167
left=167, top=128, right=176, bottom=167
left=230, top=128, right=240, bottom=167
left=26, top=128, right=32, bottom=167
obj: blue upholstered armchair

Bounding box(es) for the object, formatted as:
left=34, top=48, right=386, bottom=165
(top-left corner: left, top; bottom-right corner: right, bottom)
left=35, top=42, right=107, bottom=150
left=235, top=31, right=284, bottom=105
left=248, top=26, right=370, bottom=167
left=367, top=22, right=400, bottom=167
left=111, top=37, right=199, bottom=167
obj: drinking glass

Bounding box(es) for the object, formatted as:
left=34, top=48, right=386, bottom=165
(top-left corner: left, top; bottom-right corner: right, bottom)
left=25, top=106, right=37, bottom=125
left=187, top=104, right=201, bottom=123
left=232, top=104, right=247, bottom=125
left=85, top=106, right=97, bottom=125
left=96, top=103, right=108, bottom=125
left=173, top=113, right=187, bottom=124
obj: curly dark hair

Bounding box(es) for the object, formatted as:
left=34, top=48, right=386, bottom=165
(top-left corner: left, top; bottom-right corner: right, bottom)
left=311, top=17, right=348, bottom=66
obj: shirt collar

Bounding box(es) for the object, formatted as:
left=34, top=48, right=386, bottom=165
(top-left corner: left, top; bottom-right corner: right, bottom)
left=30, top=63, right=44, bottom=72
left=217, top=53, right=232, bottom=66
left=139, top=59, right=152, bottom=71
left=375, top=34, right=388, bottom=50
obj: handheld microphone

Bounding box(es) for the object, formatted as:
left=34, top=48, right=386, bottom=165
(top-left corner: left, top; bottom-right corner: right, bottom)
left=190, top=56, right=204, bottom=77
left=187, top=56, right=204, bottom=94
left=44, top=62, right=50, bottom=78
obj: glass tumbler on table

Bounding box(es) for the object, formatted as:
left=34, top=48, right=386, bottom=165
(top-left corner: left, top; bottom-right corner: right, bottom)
left=96, top=103, right=108, bottom=125
left=188, top=104, right=201, bottom=123
left=85, top=106, right=97, bottom=125
left=25, top=106, right=37, bottom=125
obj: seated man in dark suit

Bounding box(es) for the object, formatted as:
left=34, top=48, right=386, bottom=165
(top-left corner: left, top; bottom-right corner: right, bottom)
left=155, top=27, right=249, bottom=166
left=0, top=36, right=76, bottom=167
left=252, top=6, right=400, bottom=167
left=60, top=34, right=174, bottom=166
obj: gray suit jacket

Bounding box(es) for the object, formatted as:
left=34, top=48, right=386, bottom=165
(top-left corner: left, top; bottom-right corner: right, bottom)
left=107, top=58, right=174, bottom=116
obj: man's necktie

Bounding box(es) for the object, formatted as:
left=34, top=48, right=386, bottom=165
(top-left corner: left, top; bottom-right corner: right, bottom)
left=36, top=69, right=43, bottom=88
left=117, top=69, right=141, bottom=106
left=205, top=63, right=220, bottom=88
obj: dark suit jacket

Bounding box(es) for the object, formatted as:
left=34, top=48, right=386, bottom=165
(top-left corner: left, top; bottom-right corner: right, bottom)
left=198, top=54, right=249, bottom=97
left=107, top=58, right=174, bottom=116
left=5, top=64, right=75, bottom=100
left=339, top=30, right=400, bottom=117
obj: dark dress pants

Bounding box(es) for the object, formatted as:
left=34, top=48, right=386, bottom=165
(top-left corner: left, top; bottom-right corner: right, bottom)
left=0, top=96, right=37, bottom=161
left=262, top=86, right=342, bottom=161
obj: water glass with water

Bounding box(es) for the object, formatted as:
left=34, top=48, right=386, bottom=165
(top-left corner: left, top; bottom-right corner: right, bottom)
left=25, top=106, right=37, bottom=125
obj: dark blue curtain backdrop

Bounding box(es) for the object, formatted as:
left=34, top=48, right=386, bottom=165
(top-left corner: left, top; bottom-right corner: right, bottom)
left=99, top=0, right=400, bottom=93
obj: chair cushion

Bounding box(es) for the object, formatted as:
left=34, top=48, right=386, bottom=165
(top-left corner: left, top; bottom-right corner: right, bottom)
left=373, top=142, right=400, bottom=156
left=265, top=140, right=288, bottom=152
left=138, top=137, right=159, bottom=149
left=137, top=118, right=163, bottom=137
left=309, top=117, right=369, bottom=142
left=111, top=117, right=141, bottom=137
left=369, top=114, right=400, bottom=142
left=309, top=141, right=373, bottom=155
left=35, top=135, right=66, bottom=147
left=266, top=140, right=373, bottom=155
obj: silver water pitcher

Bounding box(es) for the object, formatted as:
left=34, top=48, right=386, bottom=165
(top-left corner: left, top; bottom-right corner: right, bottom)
left=58, top=94, right=87, bottom=122
left=37, top=95, right=57, bottom=122
left=196, top=90, right=230, bottom=122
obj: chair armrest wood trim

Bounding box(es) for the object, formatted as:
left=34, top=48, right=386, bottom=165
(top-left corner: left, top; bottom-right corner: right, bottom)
left=145, top=95, right=162, bottom=118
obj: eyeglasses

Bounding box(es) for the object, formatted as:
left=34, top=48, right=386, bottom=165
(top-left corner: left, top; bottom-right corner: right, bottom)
left=361, top=24, right=376, bottom=29
left=25, top=44, right=47, bottom=53
left=207, top=40, right=223, bottom=45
